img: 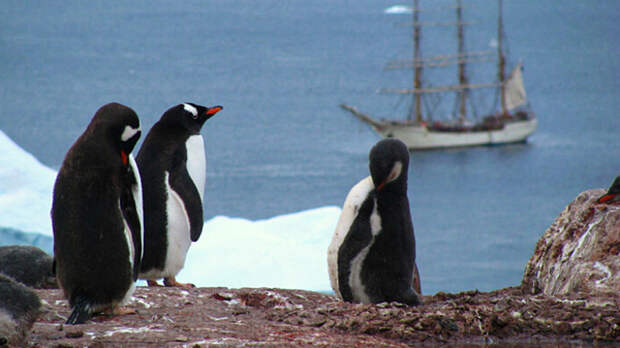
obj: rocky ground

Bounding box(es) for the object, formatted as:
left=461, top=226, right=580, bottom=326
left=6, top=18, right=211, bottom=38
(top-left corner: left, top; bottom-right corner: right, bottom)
left=13, top=189, right=620, bottom=347
left=29, top=285, right=619, bottom=347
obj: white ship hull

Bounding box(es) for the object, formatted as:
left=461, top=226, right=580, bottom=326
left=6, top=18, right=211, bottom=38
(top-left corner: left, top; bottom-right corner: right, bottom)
left=373, top=118, right=538, bottom=150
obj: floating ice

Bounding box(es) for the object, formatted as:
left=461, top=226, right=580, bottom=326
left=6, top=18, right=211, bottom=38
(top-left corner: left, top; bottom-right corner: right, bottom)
left=178, top=206, right=340, bottom=292
left=384, top=5, right=413, bottom=15
left=0, top=130, right=55, bottom=236
left=0, top=129, right=341, bottom=292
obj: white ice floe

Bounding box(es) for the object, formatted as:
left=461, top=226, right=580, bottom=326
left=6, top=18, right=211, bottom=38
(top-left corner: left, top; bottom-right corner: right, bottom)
left=384, top=5, right=413, bottom=14
left=178, top=206, right=340, bottom=292
left=0, top=130, right=55, bottom=236
left=0, top=129, right=341, bottom=292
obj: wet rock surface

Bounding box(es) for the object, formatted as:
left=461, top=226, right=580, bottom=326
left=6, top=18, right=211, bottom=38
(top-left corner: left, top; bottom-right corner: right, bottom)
left=522, top=189, right=620, bottom=296
left=30, top=286, right=619, bottom=347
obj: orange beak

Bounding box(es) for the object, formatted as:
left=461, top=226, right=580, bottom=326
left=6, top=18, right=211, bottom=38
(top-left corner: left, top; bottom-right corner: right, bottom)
left=206, top=105, right=223, bottom=116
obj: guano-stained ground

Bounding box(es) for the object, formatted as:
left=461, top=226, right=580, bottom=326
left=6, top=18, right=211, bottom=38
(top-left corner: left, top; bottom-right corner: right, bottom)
left=29, top=286, right=619, bottom=347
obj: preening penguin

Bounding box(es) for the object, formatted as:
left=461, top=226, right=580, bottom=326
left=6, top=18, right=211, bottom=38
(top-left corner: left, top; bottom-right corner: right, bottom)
left=137, top=103, right=222, bottom=288
left=328, top=138, right=422, bottom=306
left=51, top=103, right=143, bottom=324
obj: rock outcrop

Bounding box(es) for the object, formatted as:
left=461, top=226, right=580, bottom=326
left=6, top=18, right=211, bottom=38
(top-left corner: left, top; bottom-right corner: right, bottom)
left=522, top=189, right=620, bottom=296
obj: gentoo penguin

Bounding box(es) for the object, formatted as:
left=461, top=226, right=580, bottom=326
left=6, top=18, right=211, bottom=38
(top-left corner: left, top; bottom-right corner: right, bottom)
left=137, top=103, right=222, bottom=288
left=0, top=274, right=41, bottom=346
left=51, top=103, right=143, bottom=324
left=0, top=246, right=56, bottom=289
left=597, top=176, right=620, bottom=204
left=327, top=138, right=422, bottom=306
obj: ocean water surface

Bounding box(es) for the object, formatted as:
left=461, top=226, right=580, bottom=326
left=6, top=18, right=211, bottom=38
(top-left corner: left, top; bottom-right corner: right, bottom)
left=0, top=0, right=618, bottom=295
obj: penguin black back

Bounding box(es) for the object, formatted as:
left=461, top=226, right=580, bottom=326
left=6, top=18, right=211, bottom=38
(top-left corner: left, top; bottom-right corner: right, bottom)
left=52, top=103, right=143, bottom=324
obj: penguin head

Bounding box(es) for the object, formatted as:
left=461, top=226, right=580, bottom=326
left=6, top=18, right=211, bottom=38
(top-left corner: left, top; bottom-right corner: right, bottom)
left=597, top=175, right=620, bottom=203
left=87, top=103, right=141, bottom=166
left=608, top=176, right=620, bottom=194
left=160, top=103, right=223, bottom=134
left=369, top=138, right=410, bottom=193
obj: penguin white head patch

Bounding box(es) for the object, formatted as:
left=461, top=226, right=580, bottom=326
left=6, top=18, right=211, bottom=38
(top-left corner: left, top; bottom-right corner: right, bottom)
left=183, top=103, right=198, bottom=118
left=121, top=125, right=141, bottom=142
left=387, top=161, right=403, bottom=183
left=376, top=161, right=403, bottom=191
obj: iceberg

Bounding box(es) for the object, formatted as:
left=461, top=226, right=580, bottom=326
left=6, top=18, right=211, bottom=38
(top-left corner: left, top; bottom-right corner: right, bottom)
left=0, top=130, right=341, bottom=292
left=384, top=5, right=413, bottom=15
left=179, top=207, right=340, bottom=292
left=0, top=130, right=56, bottom=236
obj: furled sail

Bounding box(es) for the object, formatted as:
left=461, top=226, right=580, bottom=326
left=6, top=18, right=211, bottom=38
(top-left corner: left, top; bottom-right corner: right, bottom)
left=504, top=62, right=527, bottom=111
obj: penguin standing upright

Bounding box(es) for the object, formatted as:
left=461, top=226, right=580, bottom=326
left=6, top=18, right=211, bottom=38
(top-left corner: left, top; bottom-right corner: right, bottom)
left=51, top=103, right=143, bottom=324
left=138, top=103, right=222, bottom=288
left=328, top=138, right=422, bottom=306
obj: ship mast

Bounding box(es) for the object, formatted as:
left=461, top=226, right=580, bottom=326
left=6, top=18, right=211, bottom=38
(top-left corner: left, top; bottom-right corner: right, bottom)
left=497, top=0, right=507, bottom=114
left=412, top=0, right=423, bottom=123
left=456, top=0, right=468, bottom=123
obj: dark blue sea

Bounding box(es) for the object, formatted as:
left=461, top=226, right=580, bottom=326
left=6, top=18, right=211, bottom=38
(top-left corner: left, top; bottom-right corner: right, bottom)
left=1, top=0, right=619, bottom=295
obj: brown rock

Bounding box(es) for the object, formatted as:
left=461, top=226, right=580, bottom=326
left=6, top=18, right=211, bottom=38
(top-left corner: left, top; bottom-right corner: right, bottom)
left=522, top=189, right=620, bottom=296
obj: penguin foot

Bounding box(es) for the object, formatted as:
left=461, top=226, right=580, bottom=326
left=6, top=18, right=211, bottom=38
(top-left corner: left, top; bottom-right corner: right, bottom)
left=147, top=280, right=163, bottom=287
left=163, top=277, right=195, bottom=288
left=103, top=306, right=137, bottom=316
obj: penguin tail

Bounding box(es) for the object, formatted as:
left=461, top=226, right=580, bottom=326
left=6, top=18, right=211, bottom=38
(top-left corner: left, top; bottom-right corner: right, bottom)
left=66, top=296, right=92, bottom=325
left=401, top=288, right=423, bottom=307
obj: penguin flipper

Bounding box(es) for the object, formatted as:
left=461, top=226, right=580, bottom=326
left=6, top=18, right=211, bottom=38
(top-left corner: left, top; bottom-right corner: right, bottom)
left=169, top=165, right=203, bottom=242
left=66, top=296, right=92, bottom=325
left=123, top=155, right=144, bottom=279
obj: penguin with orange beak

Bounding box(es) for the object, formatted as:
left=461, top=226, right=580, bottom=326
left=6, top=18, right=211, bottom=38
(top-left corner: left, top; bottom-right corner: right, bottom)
left=597, top=176, right=620, bottom=204
left=137, top=103, right=222, bottom=288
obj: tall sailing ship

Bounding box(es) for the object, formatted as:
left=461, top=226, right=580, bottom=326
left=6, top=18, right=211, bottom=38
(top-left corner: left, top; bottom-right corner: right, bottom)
left=341, top=0, right=537, bottom=150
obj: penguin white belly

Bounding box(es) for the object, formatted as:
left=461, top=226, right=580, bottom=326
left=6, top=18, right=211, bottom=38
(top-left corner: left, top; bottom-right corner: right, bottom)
left=327, top=176, right=374, bottom=299
left=161, top=171, right=192, bottom=277
left=348, top=199, right=382, bottom=304
left=118, top=202, right=138, bottom=305
left=128, top=154, right=144, bottom=261
left=185, top=135, right=206, bottom=201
